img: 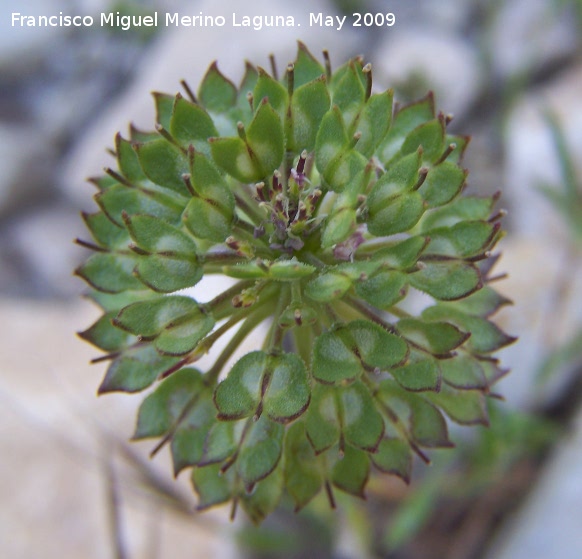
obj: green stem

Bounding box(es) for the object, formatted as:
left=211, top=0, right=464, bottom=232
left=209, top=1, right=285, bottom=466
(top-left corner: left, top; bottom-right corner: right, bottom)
left=324, top=303, right=341, bottom=325
left=302, top=252, right=327, bottom=269
left=352, top=237, right=401, bottom=257
left=234, top=192, right=264, bottom=226
left=315, top=303, right=334, bottom=330
left=333, top=299, right=368, bottom=323
left=347, top=293, right=441, bottom=360
left=311, top=318, right=323, bottom=338
left=206, top=280, right=267, bottom=320
left=232, top=223, right=271, bottom=255
left=343, top=296, right=397, bottom=333
left=263, top=284, right=290, bottom=352
left=360, top=369, right=379, bottom=391
left=194, top=305, right=258, bottom=363
left=206, top=280, right=256, bottom=314
left=292, top=323, right=314, bottom=368
left=205, top=302, right=274, bottom=385
left=291, top=280, right=302, bottom=304
left=375, top=397, right=431, bottom=464
left=203, top=252, right=246, bottom=267
left=314, top=189, right=335, bottom=220
left=234, top=220, right=264, bottom=241
left=202, top=265, right=232, bottom=274
left=284, top=151, right=295, bottom=190
left=386, top=306, right=413, bottom=319
left=148, top=392, right=201, bottom=457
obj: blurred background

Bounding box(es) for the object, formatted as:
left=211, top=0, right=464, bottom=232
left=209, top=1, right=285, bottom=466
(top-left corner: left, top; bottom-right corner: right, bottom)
left=1, top=0, right=582, bottom=557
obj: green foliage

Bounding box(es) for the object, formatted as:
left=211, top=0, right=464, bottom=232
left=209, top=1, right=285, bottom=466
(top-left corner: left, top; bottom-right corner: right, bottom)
left=534, top=112, right=582, bottom=387
left=76, top=42, right=515, bottom=523
left=381, top=403, right=558, bottom=553
left=537, top=111, right=582, bottom=241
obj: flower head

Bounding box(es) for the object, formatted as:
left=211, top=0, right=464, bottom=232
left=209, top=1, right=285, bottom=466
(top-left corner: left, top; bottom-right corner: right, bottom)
left=76, top=42, right=515, bottom=523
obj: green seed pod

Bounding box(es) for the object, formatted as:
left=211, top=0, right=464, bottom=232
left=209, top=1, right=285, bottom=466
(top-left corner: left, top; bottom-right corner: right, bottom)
left=76, top=41, right=516, bottom=524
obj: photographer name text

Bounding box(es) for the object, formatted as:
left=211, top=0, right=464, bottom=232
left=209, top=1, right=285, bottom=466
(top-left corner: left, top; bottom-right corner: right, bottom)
left=11, top=11, right=396, bottom=32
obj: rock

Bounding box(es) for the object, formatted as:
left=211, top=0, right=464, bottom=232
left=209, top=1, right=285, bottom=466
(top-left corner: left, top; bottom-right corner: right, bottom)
left=0, top=124, right=55, bottom=217
left=61, top=0, right=358, bottom=209
left=363, top=0, right=473, bottom=31
left=373, top=28, right=481, bottom=118
left=495, top=65, right=582, bottom=410
left=0, top=297, right=241, bottom=558
left=485, top=407, right=582, bottom=559
left=503, top=63, right=582, bottom=240
left=26, top=32, right=145, bottom=142
left=6, top=206, right=86, bottom=299
left=487, top=0, right=579, bottom=79
left=0, top=0, right=109, bottom=76
left=493, top=237, right=582, bottom=409
left=461, top=123, right=506, bottom=198
left=0, top=0, right=65, bottom=76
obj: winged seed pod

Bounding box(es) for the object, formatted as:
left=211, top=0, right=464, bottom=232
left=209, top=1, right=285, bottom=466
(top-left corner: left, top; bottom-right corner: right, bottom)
left=76, top=42, right=516, bottom=523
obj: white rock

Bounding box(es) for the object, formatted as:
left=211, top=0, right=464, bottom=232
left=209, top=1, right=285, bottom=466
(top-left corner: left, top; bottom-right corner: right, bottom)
left=0, top=125, right=54, bottom=216
left=485, top=407, right=582, bottom=559
left=373, top=28, right=481, bottom=117
left=504, top=64, right=582, bottom=240
left=422, top=0, right=473, bottom=30
left=0, top=0, right=109, bottom=75
left=26, top=32, right=141, bottom=142
left=8, top=207, right=86, bottom=298
left=498, top=64, right=582, bottom=409
left=61, top=0, right=358, bottom=208
left=365, top=0, right=472, bottom=31
left=0, top=297, right=240, bottom=559
left=488, top=0, right=579, bottom=79
left=0, top=0, right=64, bottom=74
left=493, top=237, right=582, bottom=409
